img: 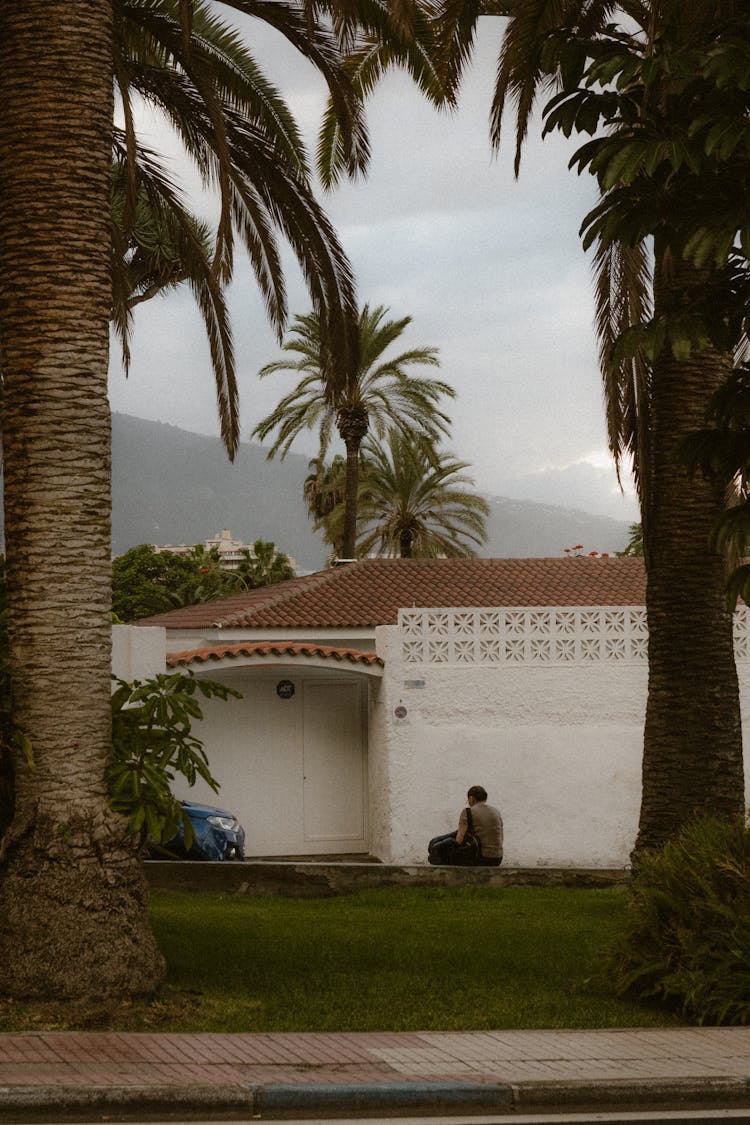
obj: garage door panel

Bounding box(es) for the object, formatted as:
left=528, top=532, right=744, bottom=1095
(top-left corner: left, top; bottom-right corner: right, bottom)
left=303, top=681, right=365, bottom=844
left=196, top=678, right=304, bottom=854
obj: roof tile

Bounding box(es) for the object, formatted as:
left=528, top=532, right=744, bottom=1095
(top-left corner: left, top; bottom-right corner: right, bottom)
left=137, top=557, right=647, bottom=631
left=167, top=641, right=383, bottom=669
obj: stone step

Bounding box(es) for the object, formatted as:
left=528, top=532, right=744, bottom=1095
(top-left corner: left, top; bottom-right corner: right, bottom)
left=144, top=860, right=629, bottom=897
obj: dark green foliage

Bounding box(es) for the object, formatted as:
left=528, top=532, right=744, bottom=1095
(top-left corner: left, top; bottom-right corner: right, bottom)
left=109, top=672, right=240, bottom=848
left=234, top=539, right=295, bottom=588
left=541, top=7, right=750, bottom=365
left=617, top=523, right=643, bottom=557
left=610, top=816, right=750, bottom=1025
left=112, top=540, right=295, bottom=622
left=112, top=545, right=215, bottom=621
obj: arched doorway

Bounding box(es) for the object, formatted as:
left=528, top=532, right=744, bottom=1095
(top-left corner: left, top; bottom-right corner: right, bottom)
left=168, top=644, right=383, bottom=857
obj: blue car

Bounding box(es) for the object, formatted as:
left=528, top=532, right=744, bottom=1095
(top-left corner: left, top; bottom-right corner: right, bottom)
left=154, top=800, right=246, bottom=861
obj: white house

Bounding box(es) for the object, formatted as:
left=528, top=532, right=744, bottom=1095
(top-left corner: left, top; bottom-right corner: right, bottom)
left=130, top=557, right=750, bottom=868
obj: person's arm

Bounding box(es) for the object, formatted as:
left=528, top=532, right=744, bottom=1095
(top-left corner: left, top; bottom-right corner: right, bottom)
left=455, top=809, right=467, bottom=844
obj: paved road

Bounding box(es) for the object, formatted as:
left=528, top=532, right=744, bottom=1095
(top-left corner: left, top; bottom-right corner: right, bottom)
left=1, top=1027, right=749, bottom=1121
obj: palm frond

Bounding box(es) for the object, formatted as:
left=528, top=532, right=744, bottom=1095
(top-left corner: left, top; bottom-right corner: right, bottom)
left=110, top=139, right=240, bottom=456
left=593, top=228, right=652, bottom=504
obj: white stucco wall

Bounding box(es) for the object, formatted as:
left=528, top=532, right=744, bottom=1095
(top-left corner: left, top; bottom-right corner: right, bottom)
left=122, top=609, right=750, bottom=869
left=372, top=608, right=750, bottom=868
left=111, top=625, right=166, bottom=683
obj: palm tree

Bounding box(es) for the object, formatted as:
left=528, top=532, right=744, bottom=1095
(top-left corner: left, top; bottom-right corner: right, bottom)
left=619, top=524, right=644, bottom=559
left=0, top=0, right=443, bottom=1002
left=436, top=0, right=746, bottom=855
left=0, top=2, right=165, bottom=998
left=235, top=540, right=296, bottom=588
left=253, top=304, right=456, bottom=558
left=111, top=0, right=455, bottom=456
left=304, top=455, right=349, bottom=558
left=356, top=432, right=489, bottom=558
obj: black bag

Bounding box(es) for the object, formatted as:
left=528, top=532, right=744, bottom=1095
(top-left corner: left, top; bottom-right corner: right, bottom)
left=450, top=806, right=481, bottom=866
left=427, top=809, right=481, bottom=866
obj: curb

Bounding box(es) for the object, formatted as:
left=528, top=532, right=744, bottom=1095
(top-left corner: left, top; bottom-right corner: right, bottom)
left=1, top=1077, right=750, bottom=1122
left=510, top=1077, right=750, bottom=1113
left=0, top=1083, right=255, bottom=1122
left=255, top=1080, right=514, bottom=1118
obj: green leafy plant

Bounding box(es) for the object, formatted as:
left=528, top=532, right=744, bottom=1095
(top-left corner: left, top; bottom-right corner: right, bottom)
left=109, top=672, right=241, bottom=850
left=609, top=815, right=750, bottom=1025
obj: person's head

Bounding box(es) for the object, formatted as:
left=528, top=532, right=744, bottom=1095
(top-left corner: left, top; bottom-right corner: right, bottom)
left=467, top=785, right=488, bottom=805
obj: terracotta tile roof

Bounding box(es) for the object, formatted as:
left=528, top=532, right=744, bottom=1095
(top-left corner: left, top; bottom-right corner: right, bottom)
left=136, top=557, right=647, bottom=631
left=167, top=642, right=383, bottom=669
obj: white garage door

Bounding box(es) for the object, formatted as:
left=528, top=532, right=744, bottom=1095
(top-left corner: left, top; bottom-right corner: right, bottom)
left=303, top=680, right=366, bottom=845
left=190, top=673, right=368, bottom=856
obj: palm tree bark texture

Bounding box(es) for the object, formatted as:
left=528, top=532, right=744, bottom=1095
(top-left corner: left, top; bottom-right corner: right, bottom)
left=0, top=2, right=164, bottom=997
left=437, top=0, right=747, bottom=858
left=637, top=252, right=745, bottom=856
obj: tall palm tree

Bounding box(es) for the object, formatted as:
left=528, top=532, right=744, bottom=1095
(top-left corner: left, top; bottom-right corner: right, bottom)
left=0, top=0, right=444, bottom=1002
left=109, top=0, right=455, bottom=457
left=253, top=303, right=456, bottom=558
left=356, top=432, right=489, bottom=558
left=0, top=1, right=165, bottom=998
left=436, top=0, right=746, bottom=854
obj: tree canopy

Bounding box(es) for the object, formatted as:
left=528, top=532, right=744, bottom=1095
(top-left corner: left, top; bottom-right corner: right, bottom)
left=356, top=431, right=490, bottom=558
left=112, top=540, right=295, bottom=622
left=434, top=0, right=749, bottom=853
left=253, top=303, right=456, bottom=557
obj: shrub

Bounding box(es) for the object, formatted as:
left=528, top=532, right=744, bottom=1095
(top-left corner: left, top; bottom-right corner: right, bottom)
left=109, top=672, right=240, bottom=848
left=610, top=814, right=750, bottom=1025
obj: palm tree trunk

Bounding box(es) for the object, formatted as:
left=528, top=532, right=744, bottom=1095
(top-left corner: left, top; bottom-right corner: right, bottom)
left=338, top=397, right=370, bottom=560
left=0, top=1, right=164, bottom=997
left=634, top=254, right=745, bottom=858
left=342, top=439, right=360, bottom=559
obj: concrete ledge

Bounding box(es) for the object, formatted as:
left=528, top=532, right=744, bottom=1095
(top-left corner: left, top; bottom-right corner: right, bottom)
left=0, top=1083, right=255, bottom=1123
left=144, top=860, right=630, bottom=897
left=2, top=1078, right=750, bottom=1122
left=510, top=1076, right=750, bottom=1114
left=255, top=1080, right=514, bottom=1118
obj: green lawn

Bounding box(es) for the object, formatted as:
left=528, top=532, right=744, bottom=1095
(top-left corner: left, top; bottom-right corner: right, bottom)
left=0, top=885, right=682, bottom=1031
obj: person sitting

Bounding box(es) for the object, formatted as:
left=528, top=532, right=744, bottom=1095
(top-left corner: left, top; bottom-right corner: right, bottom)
left=456, top=785, right=503, bottom=867
left=428, top=784, right=503, bottom=866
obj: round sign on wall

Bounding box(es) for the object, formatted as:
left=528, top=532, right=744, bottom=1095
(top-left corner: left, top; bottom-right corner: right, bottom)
left=276, top=679, right=295, bottom=700
left=394, top=704, right=408, bottom=719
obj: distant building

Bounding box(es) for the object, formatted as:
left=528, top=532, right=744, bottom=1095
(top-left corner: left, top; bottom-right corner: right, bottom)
left=154, top=529, right=297, bottom=573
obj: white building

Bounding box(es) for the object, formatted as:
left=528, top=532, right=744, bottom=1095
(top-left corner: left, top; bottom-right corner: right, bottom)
left=130, top=557, right=750, bottom=868
left=154, top=528, right=297, bottom=573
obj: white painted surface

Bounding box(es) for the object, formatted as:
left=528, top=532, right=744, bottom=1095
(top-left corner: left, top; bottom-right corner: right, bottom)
left=185, top=669, right=368, bottom=856
left=111, top=625, right=166, bottom=683
left=302, top=681, right=366, bottom=845
left=157, top=604, right=750, bottom=868
left=369, top=608, right=750, bottom=867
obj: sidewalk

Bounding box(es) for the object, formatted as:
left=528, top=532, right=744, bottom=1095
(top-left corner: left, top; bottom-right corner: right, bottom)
left=1, top=1027, right=749, bottom=1121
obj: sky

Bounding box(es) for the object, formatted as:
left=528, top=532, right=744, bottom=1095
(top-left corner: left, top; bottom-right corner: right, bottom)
left=108, top=13, right=639, bottom=524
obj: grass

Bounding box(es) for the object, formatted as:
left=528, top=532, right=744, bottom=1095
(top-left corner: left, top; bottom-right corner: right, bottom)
left=0, top=885, right=683, bottom=1032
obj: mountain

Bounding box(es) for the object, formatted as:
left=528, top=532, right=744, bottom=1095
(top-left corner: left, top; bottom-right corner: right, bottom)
left=110, top=415, right=634, bottom=567
left=111, top=414, right=328, bottom=570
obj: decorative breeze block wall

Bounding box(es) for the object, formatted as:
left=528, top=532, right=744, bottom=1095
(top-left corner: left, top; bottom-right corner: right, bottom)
left=399, top=606, right=750, bottom=667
